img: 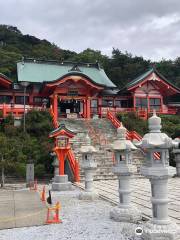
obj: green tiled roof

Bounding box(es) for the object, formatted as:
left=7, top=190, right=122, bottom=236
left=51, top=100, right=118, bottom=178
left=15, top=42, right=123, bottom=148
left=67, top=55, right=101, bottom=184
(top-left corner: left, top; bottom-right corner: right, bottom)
left=126, top=68, right=153, bottom=89
left=125, top=67, right=180, bottom=92
left=17, top=60, right=116, bottom=88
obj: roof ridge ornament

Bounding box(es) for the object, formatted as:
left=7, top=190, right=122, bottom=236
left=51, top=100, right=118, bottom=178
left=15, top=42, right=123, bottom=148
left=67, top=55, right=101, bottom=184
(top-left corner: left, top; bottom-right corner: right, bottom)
left=69, top=64, right=81, bottom=72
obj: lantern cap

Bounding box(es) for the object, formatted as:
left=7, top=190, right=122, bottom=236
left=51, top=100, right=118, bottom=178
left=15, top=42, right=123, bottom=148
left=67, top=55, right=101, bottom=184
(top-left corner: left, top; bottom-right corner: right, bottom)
left=139, top=113, right=173, bottom=149
left=112, top=126, right=137, bottom=151
left=80, top=133, right=97, bottom=153
left=49, top=124, right=75, bottom=138
left=117, top=125, right=126, bottom=139
left=148, top=110, right=162, bottom=133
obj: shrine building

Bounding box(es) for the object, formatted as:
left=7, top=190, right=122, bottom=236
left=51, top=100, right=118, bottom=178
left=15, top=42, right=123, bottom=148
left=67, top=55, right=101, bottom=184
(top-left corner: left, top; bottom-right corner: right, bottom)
left=0, top=58, right=179, bottom=120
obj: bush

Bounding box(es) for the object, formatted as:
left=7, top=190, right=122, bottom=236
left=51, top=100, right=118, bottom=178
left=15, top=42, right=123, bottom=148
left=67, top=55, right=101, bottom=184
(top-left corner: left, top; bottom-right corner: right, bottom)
left=14, top=162, right=26, bottom=178
left=35, top=164, right=46, bottom=177
left=116, top=112, right=148, bottom=135
left=116, top=112, right=180, bottom=137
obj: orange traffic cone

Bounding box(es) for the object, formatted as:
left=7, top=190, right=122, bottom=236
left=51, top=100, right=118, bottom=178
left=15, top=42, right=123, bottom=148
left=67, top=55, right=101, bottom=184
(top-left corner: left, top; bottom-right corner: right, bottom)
left=46, top=202, right=62, bottom=224
left=41, top=186, right=46, bottom=202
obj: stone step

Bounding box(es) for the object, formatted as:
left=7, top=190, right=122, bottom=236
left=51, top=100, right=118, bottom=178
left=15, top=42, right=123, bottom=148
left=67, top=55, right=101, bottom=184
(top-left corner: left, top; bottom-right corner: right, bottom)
left=58, top=118, right=144, bottom=180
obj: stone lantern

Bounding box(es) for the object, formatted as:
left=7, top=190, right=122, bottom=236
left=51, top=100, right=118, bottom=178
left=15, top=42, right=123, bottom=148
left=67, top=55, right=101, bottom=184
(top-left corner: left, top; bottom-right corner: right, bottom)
left=51, top=152, right=59, bottom=181
left=110, top=126, right=141, bottom=222
left=137, top=112, right=180, bottom=239
left=173, top=140, right=180, bottom=177
left=79, top=134, right=98, bottom=200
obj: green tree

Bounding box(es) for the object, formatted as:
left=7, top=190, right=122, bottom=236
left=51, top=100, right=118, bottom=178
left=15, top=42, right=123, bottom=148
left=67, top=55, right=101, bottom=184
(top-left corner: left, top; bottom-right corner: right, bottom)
left=0, top=133, right=20, bottom=187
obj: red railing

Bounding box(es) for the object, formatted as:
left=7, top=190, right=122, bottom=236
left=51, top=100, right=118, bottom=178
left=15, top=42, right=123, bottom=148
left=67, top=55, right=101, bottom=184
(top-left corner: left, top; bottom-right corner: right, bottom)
left=0, top=103, right=43, bottom=117
left=49, top=105, right=58, bottom=128
left=67, top=150, right=80, bottom=182
left=106, top=110, right=160, bottom=160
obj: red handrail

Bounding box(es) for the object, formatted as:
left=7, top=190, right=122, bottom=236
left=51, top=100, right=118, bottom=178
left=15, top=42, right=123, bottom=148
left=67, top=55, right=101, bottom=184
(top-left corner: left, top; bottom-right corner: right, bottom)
left=106, top=110, right=160, bottom=160
left=49, top=105, right=58, bottom=128
left=67, top=150, right=80, bottom=182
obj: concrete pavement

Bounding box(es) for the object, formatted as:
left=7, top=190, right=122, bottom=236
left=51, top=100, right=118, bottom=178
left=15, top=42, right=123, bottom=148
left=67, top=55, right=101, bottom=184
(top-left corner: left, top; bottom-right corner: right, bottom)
left=77, top=177, right=180, bottom=225
left=0, top=189, right=47, bottom=230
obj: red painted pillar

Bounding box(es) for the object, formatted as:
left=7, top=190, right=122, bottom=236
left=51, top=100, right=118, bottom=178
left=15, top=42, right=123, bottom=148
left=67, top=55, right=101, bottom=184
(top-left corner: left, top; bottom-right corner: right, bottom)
left=133, top=95, right=136, bottom=111
left=86, top=98, right=91, bottom=119
left=98, top=98, right=102, bottom=118
left=147, top=95, right=150, bottom=116
left=160, top=96, right=163, bottom=113
left=53, top=94, right=58, bottom=123
left=2, top=103, right=6, bottom=117
left=58, top=150, right=66, bottom=175
left=83, top=99, right=87, bottom=118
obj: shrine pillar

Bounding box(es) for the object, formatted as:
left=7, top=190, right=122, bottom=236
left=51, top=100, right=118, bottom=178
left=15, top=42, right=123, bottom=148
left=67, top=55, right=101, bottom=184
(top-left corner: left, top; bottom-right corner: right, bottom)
left=53, top=94, right=58, bottom=122
left=133, top=95, right=136, bottom=111
left=83, top=99, right=87, bottom=118
left=86, top=98, right=91, bottom=119
left=98, top=98, right=102, bottom=118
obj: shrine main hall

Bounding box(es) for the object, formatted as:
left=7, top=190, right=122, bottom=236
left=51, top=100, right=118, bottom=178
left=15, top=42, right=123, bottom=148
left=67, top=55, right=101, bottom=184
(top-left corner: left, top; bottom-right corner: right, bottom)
left=0, top=58, right=179, bottom=120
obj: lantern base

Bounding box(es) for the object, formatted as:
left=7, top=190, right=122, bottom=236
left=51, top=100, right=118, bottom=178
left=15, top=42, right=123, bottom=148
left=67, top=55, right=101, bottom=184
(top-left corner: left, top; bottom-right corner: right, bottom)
left=52, top=175, right=72, bottom=191
left=110, top=205, right=141, bottom=223
left=79, top=191, right=99, bottom=201
left=142, top=220, right=180, bottom=240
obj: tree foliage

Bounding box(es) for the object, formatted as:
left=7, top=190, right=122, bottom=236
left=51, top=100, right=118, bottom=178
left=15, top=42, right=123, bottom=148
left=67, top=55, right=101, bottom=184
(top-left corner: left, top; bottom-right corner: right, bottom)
left=0, top=110, right=54, bottom=185
left=0, top=25, right=180, bottom=88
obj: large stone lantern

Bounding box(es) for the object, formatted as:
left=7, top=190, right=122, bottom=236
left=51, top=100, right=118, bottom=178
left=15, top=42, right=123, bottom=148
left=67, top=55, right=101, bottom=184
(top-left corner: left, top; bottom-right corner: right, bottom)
left=50, top=152, right=59, bottom=181
left=137, top=112, right=180, bottom=240
left=79, top=134, right=98, bottom=200
left=173, top=140, right=180, bottom=177
left=110, top=126, right=141, bottom=223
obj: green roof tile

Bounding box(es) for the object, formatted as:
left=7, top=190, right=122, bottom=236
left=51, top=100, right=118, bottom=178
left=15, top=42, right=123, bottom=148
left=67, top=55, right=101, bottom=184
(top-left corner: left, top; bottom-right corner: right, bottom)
left=17, top=61, right=116, bottom=88
left=125, top=68, right=153, bottom=89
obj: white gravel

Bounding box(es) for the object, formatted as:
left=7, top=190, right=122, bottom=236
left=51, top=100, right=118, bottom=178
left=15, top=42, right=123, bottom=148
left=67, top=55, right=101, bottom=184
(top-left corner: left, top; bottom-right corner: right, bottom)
left=0, top=189, right=142, bottom=240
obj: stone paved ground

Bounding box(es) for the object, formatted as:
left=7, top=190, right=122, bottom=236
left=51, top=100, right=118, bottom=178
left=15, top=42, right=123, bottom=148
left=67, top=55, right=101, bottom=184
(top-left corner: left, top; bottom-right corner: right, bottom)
left=0, top=189, right=139, bottom=240
left=0, top=189, right=47, bottom=230
left=77, top=177, right=180, bottom=225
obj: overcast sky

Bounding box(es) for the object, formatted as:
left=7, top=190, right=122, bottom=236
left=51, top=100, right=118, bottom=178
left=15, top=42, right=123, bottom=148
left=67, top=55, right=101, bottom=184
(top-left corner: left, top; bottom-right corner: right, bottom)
left=1, top=0, right=180, bottom=61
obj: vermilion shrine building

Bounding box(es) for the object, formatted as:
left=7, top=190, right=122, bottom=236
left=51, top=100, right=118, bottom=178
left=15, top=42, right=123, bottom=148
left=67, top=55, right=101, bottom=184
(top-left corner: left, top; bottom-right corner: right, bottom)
left=0, top=58, right=179, bottom=120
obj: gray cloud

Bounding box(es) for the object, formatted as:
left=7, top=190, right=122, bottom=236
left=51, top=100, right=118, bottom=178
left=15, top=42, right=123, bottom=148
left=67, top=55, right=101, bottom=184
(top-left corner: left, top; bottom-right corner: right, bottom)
left=0, top=0, right=180, bottom=60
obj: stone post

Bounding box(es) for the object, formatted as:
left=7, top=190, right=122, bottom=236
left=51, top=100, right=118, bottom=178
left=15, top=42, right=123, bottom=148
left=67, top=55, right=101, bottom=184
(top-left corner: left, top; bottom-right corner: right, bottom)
left=110, top=126, right=141, bottom=223
left=137, top=112, right=180, bottom=239
left=79, top=134, right=98, bottom=200
left=26, top=163, right=34, bottom=187
left=173, top=149, right=180, bottom=177
left=51, top=153, right=59, bottom=182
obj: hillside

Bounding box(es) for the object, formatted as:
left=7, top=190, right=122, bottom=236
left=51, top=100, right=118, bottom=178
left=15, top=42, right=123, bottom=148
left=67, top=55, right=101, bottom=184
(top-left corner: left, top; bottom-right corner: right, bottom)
left=0, top=24, right=180, bottom=89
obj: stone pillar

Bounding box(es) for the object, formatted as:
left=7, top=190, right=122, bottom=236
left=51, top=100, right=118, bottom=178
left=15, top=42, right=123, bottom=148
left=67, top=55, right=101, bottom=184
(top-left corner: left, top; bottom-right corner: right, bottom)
left=118, top=175, right=131, bottom=209
left=79, top=166, right=98, bottom=200
left=26, top=163, right=34, bottom=187
left=150, top=177, right=169, bottom=225
left=79, top=134, right=98, bottom=200
left=52, top=155, right=59, bottom=182
left=84, top=169, right=95, bottom=192
left=110, top=126, right=141, bottom=223
left=137, top=112, right=180, bottom=239
left=173, top=149, right=180, bottom=177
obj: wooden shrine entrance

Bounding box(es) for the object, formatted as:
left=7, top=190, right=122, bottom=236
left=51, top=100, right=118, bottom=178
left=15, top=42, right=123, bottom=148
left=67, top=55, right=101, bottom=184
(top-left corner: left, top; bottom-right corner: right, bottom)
left=46, top=75, right=104, bottom=121
left=58, top=98, right=84, bottom=118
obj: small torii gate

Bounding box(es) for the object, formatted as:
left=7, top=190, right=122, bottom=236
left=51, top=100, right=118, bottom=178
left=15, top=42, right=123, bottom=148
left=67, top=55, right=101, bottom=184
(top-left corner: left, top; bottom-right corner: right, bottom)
left=49, top=124, right=80, bottom=182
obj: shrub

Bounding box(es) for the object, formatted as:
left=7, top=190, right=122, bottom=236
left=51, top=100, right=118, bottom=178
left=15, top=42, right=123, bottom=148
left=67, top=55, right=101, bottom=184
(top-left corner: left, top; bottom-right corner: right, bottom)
left=35, top=164, right=46, bottom=177
left=14, top=162, right=26, bottom=178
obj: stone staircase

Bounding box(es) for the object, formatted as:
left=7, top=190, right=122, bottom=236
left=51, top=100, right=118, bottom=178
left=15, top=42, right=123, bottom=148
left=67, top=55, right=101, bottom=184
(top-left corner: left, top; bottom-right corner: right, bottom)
left=59, top=118, right=144, bottom=181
